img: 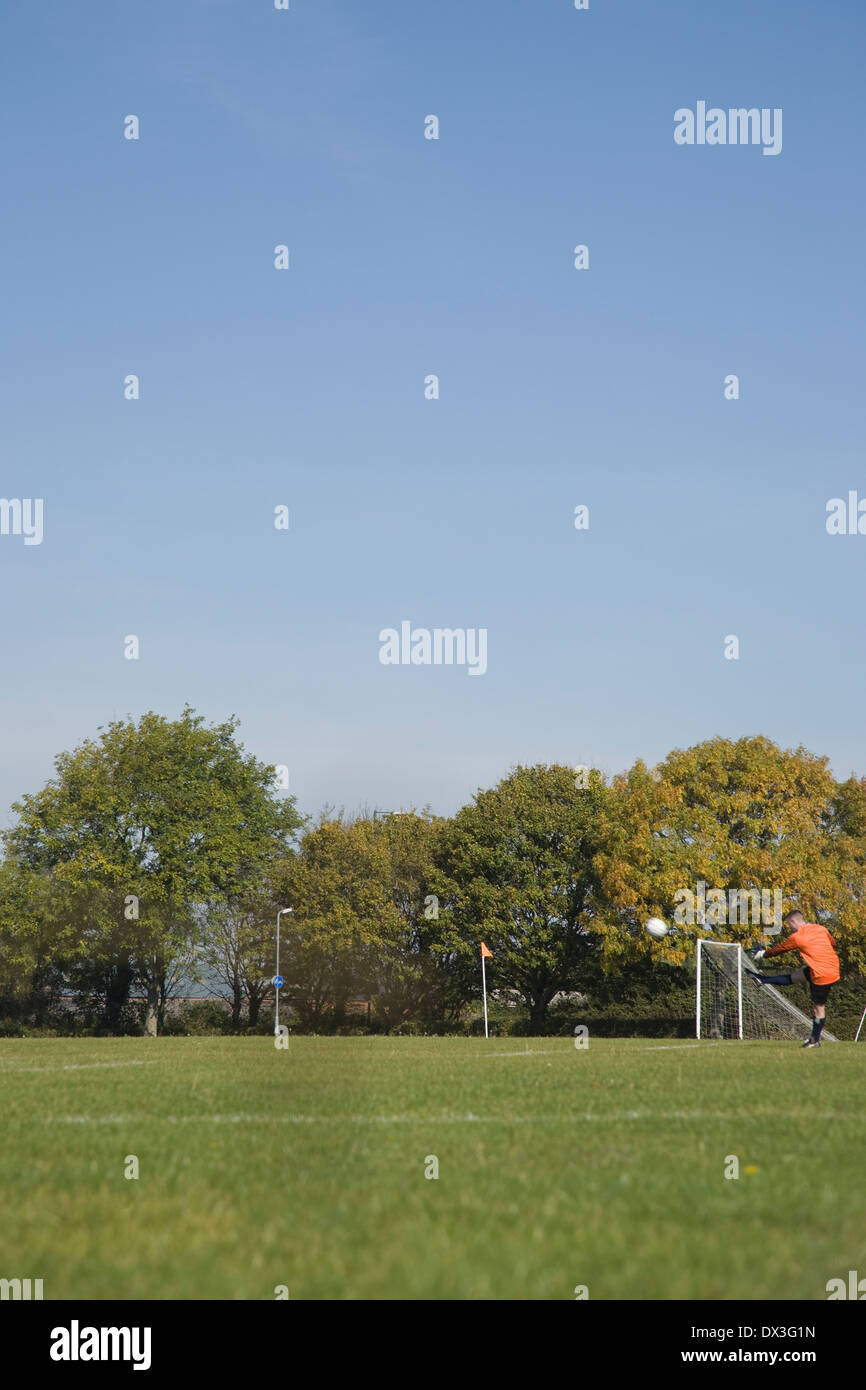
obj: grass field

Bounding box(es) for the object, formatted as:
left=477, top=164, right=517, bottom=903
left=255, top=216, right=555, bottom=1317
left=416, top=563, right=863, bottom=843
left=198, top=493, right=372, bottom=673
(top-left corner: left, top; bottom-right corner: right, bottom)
left=1, top=1035, right=864, bottom=1301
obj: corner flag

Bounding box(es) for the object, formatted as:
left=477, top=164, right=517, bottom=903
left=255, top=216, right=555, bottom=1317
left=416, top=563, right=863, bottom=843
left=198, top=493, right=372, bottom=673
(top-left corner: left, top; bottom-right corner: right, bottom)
left=480, top=943, right=492, bottom=1036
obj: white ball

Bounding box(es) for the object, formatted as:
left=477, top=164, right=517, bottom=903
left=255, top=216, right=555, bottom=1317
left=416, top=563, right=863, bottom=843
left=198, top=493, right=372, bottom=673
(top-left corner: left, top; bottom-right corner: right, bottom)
left=645, top=917, right=669, bottom=939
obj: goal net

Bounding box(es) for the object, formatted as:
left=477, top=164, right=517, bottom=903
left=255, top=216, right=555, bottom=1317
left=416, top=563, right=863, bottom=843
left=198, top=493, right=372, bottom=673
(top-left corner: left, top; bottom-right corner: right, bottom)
left=696, top=939, right=836, bottom=1041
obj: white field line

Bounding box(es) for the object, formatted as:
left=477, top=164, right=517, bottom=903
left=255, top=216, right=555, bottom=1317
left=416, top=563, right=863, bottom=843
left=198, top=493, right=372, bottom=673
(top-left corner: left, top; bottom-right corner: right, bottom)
left=492, top=1043, right=724, bottom=1055
left=0, top=1060, right=159, bottom=1074
left=37, top=1109, right=863, bottom=1126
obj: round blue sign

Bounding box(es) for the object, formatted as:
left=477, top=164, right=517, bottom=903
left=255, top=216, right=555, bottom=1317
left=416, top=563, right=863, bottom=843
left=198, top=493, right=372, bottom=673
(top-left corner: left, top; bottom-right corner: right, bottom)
left=273, top=975, right=284, bottom=988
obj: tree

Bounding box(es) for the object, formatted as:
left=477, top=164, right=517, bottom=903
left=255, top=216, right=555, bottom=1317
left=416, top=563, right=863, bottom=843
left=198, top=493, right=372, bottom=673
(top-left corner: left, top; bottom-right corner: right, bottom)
left=271, top=815, right=391, bottom=1029
left=0, top=859, right=72, bottom=1024
left=200, top=886, right=279, bottom=1029
left=432, top=765, right=610, bottom=1032
left=825, top=774, right=866, bottom=974
left=3, top=708, right=302, bottom=1034
left=357, top=810, right=442, bottom=1029
left=596, top=735, right=857, bottom=969
left=270, top=809, right=446, bottom=1032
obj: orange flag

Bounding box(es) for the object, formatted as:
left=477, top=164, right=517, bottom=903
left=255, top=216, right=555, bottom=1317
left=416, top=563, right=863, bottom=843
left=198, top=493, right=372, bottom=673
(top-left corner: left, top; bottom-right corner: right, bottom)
left=480, top=942, right=493, bottom=958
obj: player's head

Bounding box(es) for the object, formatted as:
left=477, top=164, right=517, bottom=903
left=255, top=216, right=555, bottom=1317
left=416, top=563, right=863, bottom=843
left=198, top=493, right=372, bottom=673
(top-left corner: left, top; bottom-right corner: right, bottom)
left=783, top=909, right=805, bottom=929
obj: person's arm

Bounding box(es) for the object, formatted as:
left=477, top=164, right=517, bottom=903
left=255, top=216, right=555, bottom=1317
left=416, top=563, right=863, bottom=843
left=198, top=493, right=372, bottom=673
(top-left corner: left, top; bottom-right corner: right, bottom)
left=763, top=929, right=802, bottom=960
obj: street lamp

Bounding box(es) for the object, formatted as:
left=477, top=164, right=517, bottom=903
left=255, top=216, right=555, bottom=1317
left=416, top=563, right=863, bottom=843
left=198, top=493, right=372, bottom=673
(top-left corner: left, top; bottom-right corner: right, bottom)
left=275, top=907, right=293, bottom=1035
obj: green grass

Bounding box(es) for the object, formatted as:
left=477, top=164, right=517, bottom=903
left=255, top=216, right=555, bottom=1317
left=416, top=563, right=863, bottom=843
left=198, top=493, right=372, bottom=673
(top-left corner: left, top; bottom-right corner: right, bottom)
left=1, top=1035, right=864, bottom=1300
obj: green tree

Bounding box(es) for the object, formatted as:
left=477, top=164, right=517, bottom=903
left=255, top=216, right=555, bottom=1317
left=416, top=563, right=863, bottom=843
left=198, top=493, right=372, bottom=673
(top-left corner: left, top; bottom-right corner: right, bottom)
left=3, top=708, right=302, bottom=1034
left=359, top=810, right=443, bottom=1029
left=0, top=859, right=72, bottom=1024
left=432, top=764, right=610, bottom=1032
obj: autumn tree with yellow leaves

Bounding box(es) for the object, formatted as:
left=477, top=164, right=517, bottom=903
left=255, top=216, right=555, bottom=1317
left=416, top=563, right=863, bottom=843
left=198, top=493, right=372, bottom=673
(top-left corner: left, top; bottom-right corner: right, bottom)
left=596, top=736, right=866, bottom=973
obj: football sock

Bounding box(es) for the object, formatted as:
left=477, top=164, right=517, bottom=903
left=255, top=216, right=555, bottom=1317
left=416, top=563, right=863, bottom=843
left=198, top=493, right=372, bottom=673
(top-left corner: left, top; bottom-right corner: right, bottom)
left=812, top=1017, right=826, bottom=1041
left=760, top=973, right=792, bottom=986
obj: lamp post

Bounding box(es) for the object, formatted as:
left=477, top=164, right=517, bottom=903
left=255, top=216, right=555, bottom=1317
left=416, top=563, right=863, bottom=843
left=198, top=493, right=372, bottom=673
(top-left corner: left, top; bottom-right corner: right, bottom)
left=275, top=907, right=292, bottom=1035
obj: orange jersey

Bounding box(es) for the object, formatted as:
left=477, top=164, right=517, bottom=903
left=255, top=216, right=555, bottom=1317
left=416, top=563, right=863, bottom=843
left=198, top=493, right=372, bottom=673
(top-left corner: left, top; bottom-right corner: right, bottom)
left=765, top=922, right=840, bottom=985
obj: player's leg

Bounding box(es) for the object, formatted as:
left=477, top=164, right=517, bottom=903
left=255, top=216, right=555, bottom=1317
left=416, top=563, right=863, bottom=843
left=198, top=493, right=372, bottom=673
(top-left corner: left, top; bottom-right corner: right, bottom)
left=802, top=972, right=830, bottom=1047
left=802, top=1002, right=825, bottom=1047
left=754, top=965, right=805, bottom=987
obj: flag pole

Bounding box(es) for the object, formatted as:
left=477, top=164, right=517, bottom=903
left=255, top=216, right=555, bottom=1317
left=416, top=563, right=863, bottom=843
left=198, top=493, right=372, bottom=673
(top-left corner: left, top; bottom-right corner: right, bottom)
left=481, top=949, right=489, bottom=1038
left=480, top=942, right=492, bottom=1038
left=856, top=1000, right=866, bottom=1043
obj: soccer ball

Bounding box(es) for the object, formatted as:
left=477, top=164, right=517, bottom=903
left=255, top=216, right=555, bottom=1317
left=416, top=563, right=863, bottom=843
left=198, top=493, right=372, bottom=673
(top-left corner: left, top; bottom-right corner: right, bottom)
left=645, top=917, right=669, bottom=939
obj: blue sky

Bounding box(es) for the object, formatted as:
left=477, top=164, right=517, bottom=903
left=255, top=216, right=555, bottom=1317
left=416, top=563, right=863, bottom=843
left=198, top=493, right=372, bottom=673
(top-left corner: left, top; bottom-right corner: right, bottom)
left=1, top=0, right=864, bottom=826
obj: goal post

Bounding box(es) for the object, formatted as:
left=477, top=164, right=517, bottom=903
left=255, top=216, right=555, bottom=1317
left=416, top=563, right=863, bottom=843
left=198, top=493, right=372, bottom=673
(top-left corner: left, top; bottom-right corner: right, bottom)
left=695, top=937, right=701, bottom=1039
left=695, top=939, right=836, bottom=1041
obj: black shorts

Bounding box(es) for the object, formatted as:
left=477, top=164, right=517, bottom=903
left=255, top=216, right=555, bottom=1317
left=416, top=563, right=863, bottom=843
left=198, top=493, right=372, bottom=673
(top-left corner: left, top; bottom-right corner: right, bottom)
left=804, top=967, right=834, bottom=1006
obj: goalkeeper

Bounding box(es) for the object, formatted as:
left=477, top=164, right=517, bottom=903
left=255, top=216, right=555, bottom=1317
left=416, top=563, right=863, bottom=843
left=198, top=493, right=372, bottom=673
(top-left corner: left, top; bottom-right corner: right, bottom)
left=753, top=910, right=840, bottom=1048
